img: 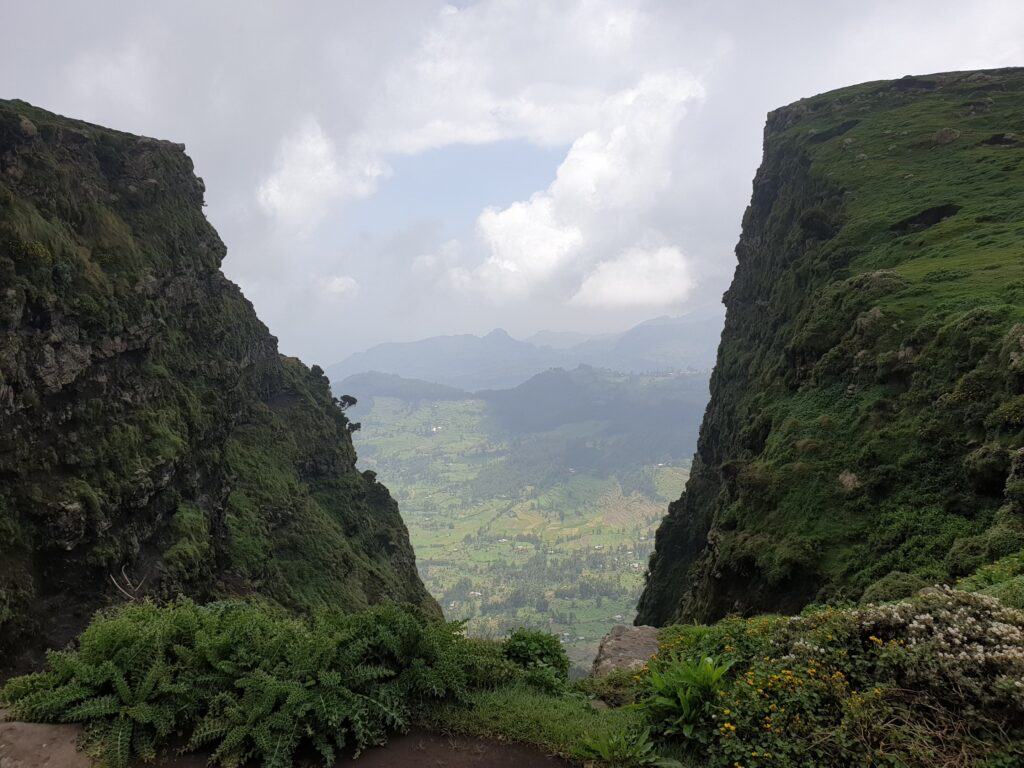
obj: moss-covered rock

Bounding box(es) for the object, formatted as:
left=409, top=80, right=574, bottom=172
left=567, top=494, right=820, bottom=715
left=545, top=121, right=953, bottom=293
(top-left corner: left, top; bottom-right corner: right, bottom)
left=0, top=99, right=438, bottom=667
left=638, top=68, right=1024, bottom=626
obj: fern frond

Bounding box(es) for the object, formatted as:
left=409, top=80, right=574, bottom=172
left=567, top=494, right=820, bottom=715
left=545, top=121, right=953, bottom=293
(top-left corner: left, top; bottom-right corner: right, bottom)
left=106, top=715, right=134, bottom=768
left=61, top=694, right=121, bottom=722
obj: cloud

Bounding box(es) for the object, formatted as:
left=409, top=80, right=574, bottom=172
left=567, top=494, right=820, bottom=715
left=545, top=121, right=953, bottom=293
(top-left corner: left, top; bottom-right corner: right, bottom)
left=319, top=274, right=360, bottom=301
left=257, top=118, right=389, bottom=233
left=65, top=43, right=153, bottom=115
left=463, top=196, right=584, bottom=298
left=11, top=0, right=1024, bottom=363
left=570, top=246, right=694, bottom=308
left=457, top=70, right=702, bottom=300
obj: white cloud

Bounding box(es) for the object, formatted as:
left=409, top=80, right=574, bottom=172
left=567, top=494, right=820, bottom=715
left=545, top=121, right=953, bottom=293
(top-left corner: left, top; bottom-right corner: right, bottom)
left=413, top=239, right=464, bottom=275
left=570, top=246, right=694, bottom=308
left=319, top=274, right=360, bottom=301
left=66, top=43, right=153, bottom=115
left=463, top=196, right=584, bottom=298
left=456, top=70, right=702, bottom=300
left=257, top=118, right=389, bottom=233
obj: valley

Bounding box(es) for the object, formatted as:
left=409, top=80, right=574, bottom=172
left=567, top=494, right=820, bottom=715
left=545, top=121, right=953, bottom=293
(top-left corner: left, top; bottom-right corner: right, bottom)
left=342, top=368, right=708, bottom=668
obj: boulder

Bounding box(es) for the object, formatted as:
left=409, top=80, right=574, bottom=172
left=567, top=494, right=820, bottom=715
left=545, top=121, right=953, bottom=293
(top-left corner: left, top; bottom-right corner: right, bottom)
left=591, top=624, right=660, bottom=677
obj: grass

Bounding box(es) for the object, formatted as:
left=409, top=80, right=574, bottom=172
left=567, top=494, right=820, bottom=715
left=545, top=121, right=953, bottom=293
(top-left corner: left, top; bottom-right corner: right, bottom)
left=640, top=68, right=1024, bottom=625
left=422, top=684, right=659, bottom=760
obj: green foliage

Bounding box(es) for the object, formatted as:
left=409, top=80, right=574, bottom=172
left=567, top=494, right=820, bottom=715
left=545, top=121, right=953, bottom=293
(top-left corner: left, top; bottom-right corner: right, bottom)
left=580, top=727, right=684, bottom=767
left=420, top=682, right=649, bottom=761
left=162, top=503, right=211, bottom=587
left=859, top=570, right=928, bottom=604
left=640, top=68, right=1024, bottom=626
left=648, top=588, right=1024, bottom=767
left=574, top=668, right=644, bottom=707
left=1, top=600, right=480, bottom=767
left=642, top=656, right=731, bottom=742
left=503, top=628, right=571, bottom=681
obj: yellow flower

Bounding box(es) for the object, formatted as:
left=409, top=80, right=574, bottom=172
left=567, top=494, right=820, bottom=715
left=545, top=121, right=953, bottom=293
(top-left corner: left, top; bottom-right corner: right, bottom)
left=868, top=635, right=883, bottom=646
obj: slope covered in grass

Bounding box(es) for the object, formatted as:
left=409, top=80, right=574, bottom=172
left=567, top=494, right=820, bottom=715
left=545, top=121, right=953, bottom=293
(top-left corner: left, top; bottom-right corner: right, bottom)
left=639, top=68, right=1024, bottom=625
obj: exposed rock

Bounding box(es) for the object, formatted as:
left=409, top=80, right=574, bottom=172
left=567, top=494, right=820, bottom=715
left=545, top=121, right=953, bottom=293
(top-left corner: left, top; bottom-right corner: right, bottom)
left=16, top=116, right=36, bottom=137
left=931, top=127, right=961, bottom=145
left=591, top=624, right=660, bottom=677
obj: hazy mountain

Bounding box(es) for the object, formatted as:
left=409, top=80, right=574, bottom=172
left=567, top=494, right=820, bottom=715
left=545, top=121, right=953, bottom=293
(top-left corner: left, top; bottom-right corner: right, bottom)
left=327, top=305, right=724, bottom=391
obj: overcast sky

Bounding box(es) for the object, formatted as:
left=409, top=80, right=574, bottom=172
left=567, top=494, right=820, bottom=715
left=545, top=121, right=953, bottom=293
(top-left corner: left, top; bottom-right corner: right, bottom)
left=2, top=1, right=1023, bottom=364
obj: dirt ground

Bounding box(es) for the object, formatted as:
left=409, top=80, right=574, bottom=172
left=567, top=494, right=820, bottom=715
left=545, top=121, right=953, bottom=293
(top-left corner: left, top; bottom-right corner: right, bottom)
left=0, top=721, right=575, bottom=768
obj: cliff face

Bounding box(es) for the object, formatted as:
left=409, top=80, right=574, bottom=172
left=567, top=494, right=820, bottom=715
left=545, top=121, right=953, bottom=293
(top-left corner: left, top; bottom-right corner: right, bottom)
left=0, top=100, right=438, bottom=664
left=638, top=68, right=1024, bottom=626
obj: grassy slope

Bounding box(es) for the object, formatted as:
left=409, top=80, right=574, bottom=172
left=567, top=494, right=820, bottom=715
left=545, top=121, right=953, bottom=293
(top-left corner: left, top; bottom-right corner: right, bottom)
left=639, top=68, right=1024, bottom=625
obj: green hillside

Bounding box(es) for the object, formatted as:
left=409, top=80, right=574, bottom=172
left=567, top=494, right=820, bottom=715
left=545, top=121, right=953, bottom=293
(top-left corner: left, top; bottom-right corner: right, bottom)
left=639, top=68, right=1024, bottom=625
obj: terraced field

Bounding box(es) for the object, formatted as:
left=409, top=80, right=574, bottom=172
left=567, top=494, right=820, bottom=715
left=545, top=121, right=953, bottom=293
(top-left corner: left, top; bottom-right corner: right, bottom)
left=345, top=368, right=707, bottom=669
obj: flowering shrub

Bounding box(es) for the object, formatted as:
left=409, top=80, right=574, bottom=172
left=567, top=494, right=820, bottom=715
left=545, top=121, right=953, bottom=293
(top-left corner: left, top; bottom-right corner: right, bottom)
left=648, top=588, right=1024, bottom=767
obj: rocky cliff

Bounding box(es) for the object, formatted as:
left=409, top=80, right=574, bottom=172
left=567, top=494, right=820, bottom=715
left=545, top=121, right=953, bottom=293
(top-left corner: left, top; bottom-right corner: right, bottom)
left=0, top=100, right=437, bottom=668
left=638, top=68, right=1024, bottom=626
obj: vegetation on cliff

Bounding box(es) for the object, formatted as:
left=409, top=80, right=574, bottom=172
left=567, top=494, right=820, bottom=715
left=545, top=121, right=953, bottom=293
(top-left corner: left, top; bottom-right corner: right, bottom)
left=0, top=99, right=436, bottom=665
left=639, top=68, right=1024, bottom=625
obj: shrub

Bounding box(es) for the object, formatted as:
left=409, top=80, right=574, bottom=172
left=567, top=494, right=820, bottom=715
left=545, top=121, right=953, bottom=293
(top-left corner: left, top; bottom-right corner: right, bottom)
left=859, top=571, right=927, bottom=604
left=502, top=628, right=570, bottom=681
left=1, top=600, right=481, bottom=768
left=641, top=656, right=731, bottom=743
left=579, top=727, right=683, bottom=767
left=575, top=668, right=643, bottom=707
left=646, top=589, right=1024, bottom=767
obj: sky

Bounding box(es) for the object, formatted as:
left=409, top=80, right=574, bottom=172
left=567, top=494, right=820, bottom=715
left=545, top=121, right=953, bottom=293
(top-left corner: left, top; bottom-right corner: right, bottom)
left=1, top=1, right=1023, bottom=365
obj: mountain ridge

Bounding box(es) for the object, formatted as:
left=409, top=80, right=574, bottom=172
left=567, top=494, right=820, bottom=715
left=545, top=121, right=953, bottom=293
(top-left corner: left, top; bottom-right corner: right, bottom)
left=328, top=308, right=724, bottom=391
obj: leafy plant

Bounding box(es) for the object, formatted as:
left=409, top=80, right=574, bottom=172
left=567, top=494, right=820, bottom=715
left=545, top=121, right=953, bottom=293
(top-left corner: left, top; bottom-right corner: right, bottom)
left=502, top=628, right=570, bottom=681
left=642, top=655, right=731, bottom=742
left=580, top=727, right=683, bottom=767
left=1, top=600, right=481, bottom=768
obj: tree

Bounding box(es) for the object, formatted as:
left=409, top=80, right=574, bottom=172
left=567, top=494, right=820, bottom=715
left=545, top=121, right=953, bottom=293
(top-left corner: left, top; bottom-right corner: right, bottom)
left=338, top=394, right=358, bottom=411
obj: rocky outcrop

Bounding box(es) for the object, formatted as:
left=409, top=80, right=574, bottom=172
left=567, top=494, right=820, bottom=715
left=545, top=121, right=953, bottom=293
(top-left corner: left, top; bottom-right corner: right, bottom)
left=638, top=68, right=1024, bottom=626
left=0, top=99, right=438, bottom=670
left=591, top=624, right=660, bottom=677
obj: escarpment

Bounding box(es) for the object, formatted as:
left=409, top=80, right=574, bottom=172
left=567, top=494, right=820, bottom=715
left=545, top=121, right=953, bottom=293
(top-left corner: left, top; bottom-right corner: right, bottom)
left=0, top=100, right=437, bottom=668
left=638, top=68, right=1024, bottom=626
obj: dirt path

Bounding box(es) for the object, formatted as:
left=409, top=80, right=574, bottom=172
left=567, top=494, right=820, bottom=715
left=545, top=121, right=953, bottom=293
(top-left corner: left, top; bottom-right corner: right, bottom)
left=0, top=722, right=575, bottom=768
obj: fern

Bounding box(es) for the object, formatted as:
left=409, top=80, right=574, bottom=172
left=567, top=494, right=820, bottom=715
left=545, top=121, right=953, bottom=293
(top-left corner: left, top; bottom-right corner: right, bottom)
left=0, top=598, right=501, bottom=766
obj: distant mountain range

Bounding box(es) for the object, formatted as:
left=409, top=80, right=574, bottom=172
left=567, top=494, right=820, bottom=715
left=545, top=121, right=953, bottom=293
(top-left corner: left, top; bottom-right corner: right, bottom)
left=327, top=307, right=724, bottom=391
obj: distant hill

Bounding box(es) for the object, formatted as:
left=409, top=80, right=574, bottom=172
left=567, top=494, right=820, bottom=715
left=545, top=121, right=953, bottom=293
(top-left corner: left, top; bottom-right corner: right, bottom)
left=336, top=371, right=470, bottom=418
left=337, top=365, right=710, bottom=474
left=327, top=306, right=724, bottom=391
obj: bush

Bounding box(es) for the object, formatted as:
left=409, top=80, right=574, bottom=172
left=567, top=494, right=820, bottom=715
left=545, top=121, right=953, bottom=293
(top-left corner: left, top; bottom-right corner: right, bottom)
left=0, top=600, right=484, bottom=768
left=641, top=656, right=731, bottom=743
left=575, top=668, right=643, bottom=707
left=648, top=589, right=1024, bottom=767
left=502, top=628, right=570, bottom=681
left=859, top=571, right=927, bottom=604
left=579, top=727, right=683, bottom=767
